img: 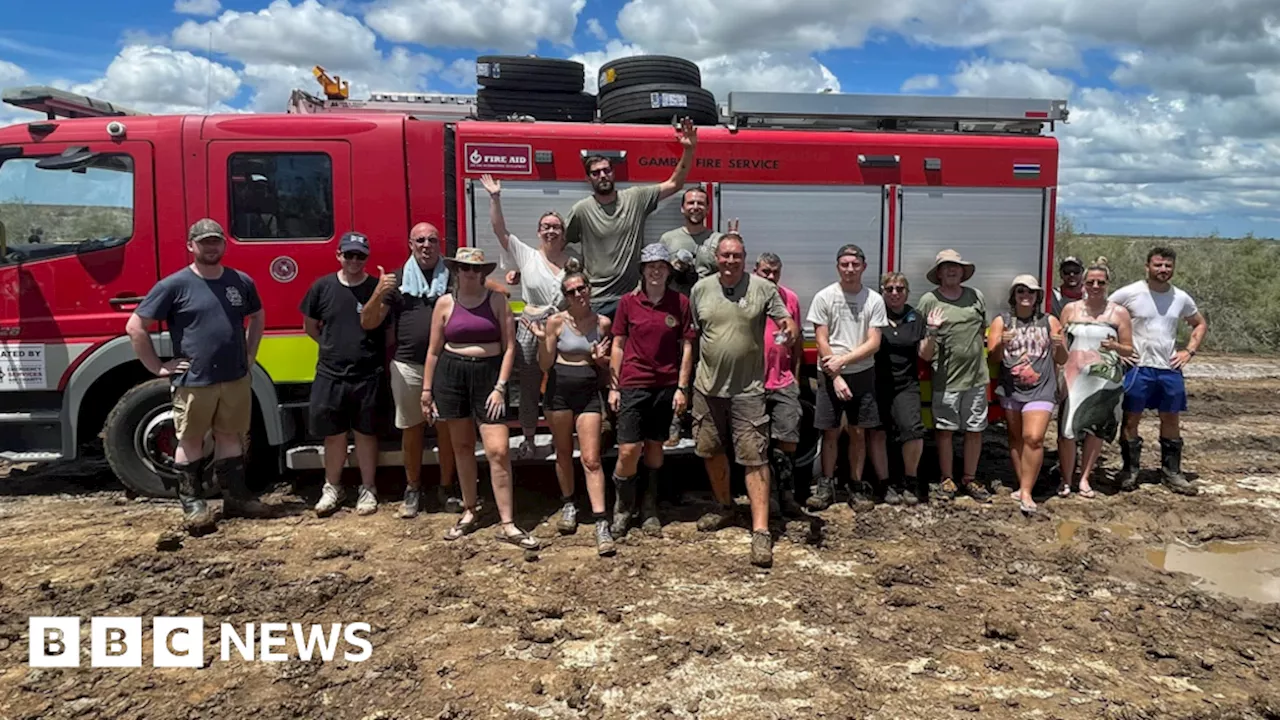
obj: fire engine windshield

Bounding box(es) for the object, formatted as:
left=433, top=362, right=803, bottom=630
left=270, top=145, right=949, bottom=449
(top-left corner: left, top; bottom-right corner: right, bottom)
left=0, top=152, right=134, bottom=266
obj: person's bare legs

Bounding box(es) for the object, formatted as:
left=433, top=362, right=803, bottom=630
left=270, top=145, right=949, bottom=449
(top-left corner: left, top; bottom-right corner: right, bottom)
left=548, top=409, right=578, bottom=533
left=577, top=413, right=606, bottom=516
left=446, top=420, right=480, bottom=524
left=1058, top=437, right=1077, bottom=495
left=1017, top=411, right=1051, bottom=508
left=1079, top=434, right=1105, bottom=496
left=1005, top=411, right=1026, bottom=499
left=745, top=464, right=770, bottom=533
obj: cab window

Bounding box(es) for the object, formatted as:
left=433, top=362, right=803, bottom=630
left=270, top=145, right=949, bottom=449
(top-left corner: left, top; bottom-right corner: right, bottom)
left=0, top=152, right=134, bottom=265
left=229, top=153, right=333, bottom=240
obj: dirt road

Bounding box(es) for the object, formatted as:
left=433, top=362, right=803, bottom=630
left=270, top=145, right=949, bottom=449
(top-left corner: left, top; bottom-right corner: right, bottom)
left=3, top=358, right=1280, bottom=719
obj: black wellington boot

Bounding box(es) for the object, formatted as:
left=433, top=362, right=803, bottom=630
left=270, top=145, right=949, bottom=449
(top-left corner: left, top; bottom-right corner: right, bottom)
left=611, top=473, right=637, bottom=537
left=177, top=458, right=216, bottom=535
left=1160, top=437, right=1198, bottom=496
left=1118, top=437, right=1142, bottom=491
left=218, top=456, right=272, bottom=519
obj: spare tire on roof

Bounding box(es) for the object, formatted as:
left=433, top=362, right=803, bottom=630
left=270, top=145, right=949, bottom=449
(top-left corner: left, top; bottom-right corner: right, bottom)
left=597, top=55, right=702, bottom=97
left=476, top=88, right=597, bottom=122
left=475, top=56, right=585, bottom=93
left=597, top=83, right=718, bottom=125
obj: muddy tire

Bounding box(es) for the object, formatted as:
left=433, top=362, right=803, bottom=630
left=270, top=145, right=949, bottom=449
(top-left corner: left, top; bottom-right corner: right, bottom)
left=597, top=56, right=701, bottom=97
left=103, top=379, right=215, bottom=499
left=475, top=56, right=585, bottom=93
left=476, top=88, right=597, bottom=122
left=597, top=83, right=719, bottom=125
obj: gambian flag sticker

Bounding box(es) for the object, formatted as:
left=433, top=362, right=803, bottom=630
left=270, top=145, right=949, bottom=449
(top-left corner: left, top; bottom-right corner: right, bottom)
left=1013, top=162, right=1041, bottom=178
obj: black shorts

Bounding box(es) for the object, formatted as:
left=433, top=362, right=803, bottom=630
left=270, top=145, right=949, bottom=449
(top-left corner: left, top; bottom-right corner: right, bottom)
left=617, top=386, right=676, bottom=445
left=815, top=368, right=880, bottom=430
left=309, top=372, right=380, bottom=437
left=546, top=364, right=603, bottom=415
left=765, top=381, right=802, bottom=444
left=876, top=385, right=925, bottom=443
left=433, top=351, right=503, bottom=424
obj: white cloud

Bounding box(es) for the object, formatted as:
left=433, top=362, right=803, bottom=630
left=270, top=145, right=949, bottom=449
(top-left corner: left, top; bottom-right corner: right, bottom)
left=0, top=60, right=28, bottom=86
left=586, top=18, right=608, bottom=43
left=70, top=45, right=241, bottom=114
left=440, top=58, right=476, bottom=90
left=364, top=0, right=586, bottom=52
left=172, top=0, right=382, bottom=70
left=174, top=0, right=221, bottom=16
left=242, top=48, right=441, bottom=111
left=901, top=74, right=940, bottom=92
left=0, top=61, right=38, bottom=128
left=950, top=58, right=1075, bottom=98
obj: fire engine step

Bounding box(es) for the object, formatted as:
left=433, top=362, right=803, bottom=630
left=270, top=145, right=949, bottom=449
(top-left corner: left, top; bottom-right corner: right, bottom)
left=283, top=433, right=697, bottom=470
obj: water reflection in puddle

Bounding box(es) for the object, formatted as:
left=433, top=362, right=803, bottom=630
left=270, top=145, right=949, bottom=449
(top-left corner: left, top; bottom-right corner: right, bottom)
left=1147, top=541, right=1280, bottom=604
left=1055, top=520, right=1141, bottom=545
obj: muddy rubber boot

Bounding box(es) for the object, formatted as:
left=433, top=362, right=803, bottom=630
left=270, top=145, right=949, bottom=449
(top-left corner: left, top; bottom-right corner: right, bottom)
left=217, top=456, right=271, bottom=519
left=771, top=448, right=804, bottom=518
left=1160, top=437, right=1198, bottom=496
left=806, top=475, right=835, bottom=511
left=750, top=531, right=773, bottom=568
left=640, top=469, right=662, bottom=537
left=611, top=473, right=637, bottom=537
left=176, top=459, right=216, bottom=535
left=1118, top=437, right=1142, bottom=492
left=900, top=476, right=920, bottom=507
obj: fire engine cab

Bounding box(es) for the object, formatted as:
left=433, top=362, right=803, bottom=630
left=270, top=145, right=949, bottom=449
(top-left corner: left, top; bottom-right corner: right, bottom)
left=0, top=75, right=1067, bottom=498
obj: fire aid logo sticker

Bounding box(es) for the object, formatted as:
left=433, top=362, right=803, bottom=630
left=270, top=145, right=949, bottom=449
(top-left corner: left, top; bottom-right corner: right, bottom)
left=464, top=143, right=533, bottom=174
left=270, top=256, right=298, bottom=283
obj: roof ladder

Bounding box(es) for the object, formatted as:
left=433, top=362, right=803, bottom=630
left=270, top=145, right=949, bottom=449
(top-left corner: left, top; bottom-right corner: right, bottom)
left=1, top=85, right=147, bottom=120
left=725, top=91, right=1068, bottom=134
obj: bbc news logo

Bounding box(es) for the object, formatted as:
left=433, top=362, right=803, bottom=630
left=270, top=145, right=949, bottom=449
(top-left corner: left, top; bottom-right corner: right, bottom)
left=28, top=617, right=372, bottom=667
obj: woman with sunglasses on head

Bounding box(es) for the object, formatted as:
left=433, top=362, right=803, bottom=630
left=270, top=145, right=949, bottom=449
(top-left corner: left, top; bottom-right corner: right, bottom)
left=480, top=174, right=580, bottom=461
left=529, top=272, right=615, bottom=555
left=868, top=272, right=928, bottom=505
left=1056, top=258, right=1133, bottom=498
left=988, top=275, right=1069, bottom=515
left=422, top=247, right=538, bottom=550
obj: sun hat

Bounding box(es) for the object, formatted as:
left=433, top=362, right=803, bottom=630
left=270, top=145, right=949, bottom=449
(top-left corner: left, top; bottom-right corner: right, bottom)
left=444, top=246, right=497, bottom=273
left=925, top=249, right=975, bottom=285
left=639, top=242, right=673, bottom=266
left=1010, top=273, right=1042, bottom=292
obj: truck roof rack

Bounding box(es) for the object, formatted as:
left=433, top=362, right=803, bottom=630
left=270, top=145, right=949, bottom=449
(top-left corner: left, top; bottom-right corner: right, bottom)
left=725, top=91, right=1068, bottom=134
left=2, top=85, right=148, bottom=119
left=287, top=88, right=478, bottom=121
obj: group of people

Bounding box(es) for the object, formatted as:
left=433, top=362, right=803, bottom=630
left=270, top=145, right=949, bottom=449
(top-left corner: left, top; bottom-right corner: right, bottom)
left=124, top=117, right=1209, bottom=569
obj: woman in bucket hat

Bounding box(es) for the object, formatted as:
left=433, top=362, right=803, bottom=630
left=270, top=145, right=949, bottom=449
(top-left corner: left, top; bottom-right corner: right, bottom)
left=422, top=247, right=539, bottom=550
left=917, top=249, right=992, bottom=503
left=987, top=274, right=1068, bottom=515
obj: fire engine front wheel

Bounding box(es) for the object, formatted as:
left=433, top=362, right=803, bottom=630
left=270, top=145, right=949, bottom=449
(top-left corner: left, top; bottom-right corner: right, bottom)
left=103, top=379, right=218, bottom=499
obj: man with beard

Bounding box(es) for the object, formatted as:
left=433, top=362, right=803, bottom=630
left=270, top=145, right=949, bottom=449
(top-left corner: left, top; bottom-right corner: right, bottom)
left=1110, top=247, right=1208, bottom=495
left=659, top=187, right=720, bottom=296
left=127, top=218, right=270, bottom=535
left=1051, top=256, right=1084, bottom=317
left=566, top=117, right=699, bottom=320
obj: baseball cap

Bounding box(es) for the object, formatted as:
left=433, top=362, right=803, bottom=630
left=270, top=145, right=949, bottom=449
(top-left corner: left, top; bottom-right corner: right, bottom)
left=1059, top=256, right=1083, bottom=270
left=836, top=243, right=865, bottom=261
left=188, top=218, right=225, bottom=243
left=338, top=231, right=370, bottom=256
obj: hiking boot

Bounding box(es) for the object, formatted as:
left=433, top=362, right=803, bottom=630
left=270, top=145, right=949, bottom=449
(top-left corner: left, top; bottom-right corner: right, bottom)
left=217, top=456, right=271, bottom=519
left=806, top=475, right=835, bottom=511
left=398, top=487, right=421, bottom=519
left=664, top=415, right=682, bottom=448
left=176, top=459, right=216, bottom=535
left=356, top=486, right=378, bottom=515
left=595, top=518, right=616, bottom=557
left=883, top=480, right=903, bottom=506
left=960, top=477, right=992, bottom=503
left=1160, top=437, right=1198, bottom=496
left=437, top=484, right=463, bottom=513
left=512, top=437, right=537, bottom=461
left=750, top=531, right=773, bottom=568
left=1118, top=437, right=1142, bottom=492
left=771, top=448, right=804, bottom=518
left=315, top=483, right=346, bottom=516
left=611, top=473, right=637, bottom=537
left=640, top=475, right=662, bottom=537
left=557, top=498, right=579, bottom=534
left=900, top=476, right=920, bottom=506
left=848, top=480, right=876, bottom=511
left=933, top=477, right=957, bottom=502
left=697, top=504, right=735, bottom=532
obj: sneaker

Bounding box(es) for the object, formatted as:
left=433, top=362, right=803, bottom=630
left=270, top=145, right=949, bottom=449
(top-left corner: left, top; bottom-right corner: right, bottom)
left=595, top=519, right=616, bottom=556
left=960, top=478, right=992, bottom=504
left=397, top=488, right=420, bottom=519
left=806, top=476, right=835, bottom=511
left=883, top=482, right=903, bottom=506
left=848, top=481, right=876, bottom=511
left=557, top=499, right=578, bottom=534
left=356, top=486, right=378, bottom=515
left=750, top=531, right=773, bottom=568
left=697, top=505, right=735, bottom=532
left=900, top=477, right=920, bottom=507
left=315, top=483, right=346, bottom=516
left=933, top=477, right=957, bottom=502
left=512, top=438, right=537, bottom=461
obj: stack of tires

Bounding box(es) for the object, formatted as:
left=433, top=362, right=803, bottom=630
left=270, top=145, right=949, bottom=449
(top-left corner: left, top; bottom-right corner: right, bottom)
left=596, top=55, right=718, bottom=125
left=475, top=56, right=596, bottom=122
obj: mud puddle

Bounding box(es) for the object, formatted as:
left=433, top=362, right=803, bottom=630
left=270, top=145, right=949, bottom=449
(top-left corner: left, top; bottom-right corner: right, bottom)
left=1054, top=518, right=1142, bottom=545
left=1147, top=540, right=1280, bottom=604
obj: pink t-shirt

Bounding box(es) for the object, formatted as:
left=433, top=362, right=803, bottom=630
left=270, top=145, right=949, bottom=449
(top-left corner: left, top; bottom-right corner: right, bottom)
left=764, top=283, right=801, bottom=391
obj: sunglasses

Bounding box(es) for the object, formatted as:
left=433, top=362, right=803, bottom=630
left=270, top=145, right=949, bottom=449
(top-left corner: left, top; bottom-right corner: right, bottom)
left=1062, top=268, right=1082, bottom=275
left=882, top=286, right=907, bottom=293
left=1085, top=279, right=1107, bottom=287
left=410, top=235, right=438, bottom=245
left=564, top=285, right=588, bottom=296
left=1015, top=287, right=1037, bottom=294
left=588, top=168, right=612, bottom=177
left=341, top=252, right=367, bottom=261
left=457, top=265, right=485, bottom=274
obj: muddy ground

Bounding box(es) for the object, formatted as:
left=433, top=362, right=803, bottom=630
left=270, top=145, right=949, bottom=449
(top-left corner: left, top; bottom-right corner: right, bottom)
left=4, top=355, right=1280, bottom=719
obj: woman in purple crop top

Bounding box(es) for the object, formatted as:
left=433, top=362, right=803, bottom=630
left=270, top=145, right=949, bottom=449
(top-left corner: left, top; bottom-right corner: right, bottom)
left=422, top=248, right=537, bottom=550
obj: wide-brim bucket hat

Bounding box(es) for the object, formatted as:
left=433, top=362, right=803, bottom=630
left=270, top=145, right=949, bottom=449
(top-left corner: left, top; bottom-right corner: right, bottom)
left=444, top=246, right=497, bottom=274
left=926, top=249, right=976, bottom=285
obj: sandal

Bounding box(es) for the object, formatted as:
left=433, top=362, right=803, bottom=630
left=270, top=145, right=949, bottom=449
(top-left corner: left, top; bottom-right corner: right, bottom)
left=1019, top=497, right=1039, bottom=516
left=1057, top=483, right=1072, bottom=498
left=444, top=509, right=480, bottom=541
left=496, top=524, right=540, bottom=550
left=1077, top=484, right=1096, bottom=499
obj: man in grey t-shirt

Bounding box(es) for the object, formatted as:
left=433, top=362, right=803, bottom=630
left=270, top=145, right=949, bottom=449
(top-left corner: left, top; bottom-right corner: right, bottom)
left=659, top=186, right=721, bottom=296
left=566, top=117, right=699, bottom=319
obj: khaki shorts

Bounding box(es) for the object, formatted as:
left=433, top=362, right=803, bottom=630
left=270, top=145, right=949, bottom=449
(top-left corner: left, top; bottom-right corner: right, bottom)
left=932, top=385, right=989, bottom=433
left=390, top=360, right=426, bottom=429
left=692, top=389, right=770, bottom=467
left=765, top=381, right=802, bottom=444
left=172, top=374, right=252, bottom=442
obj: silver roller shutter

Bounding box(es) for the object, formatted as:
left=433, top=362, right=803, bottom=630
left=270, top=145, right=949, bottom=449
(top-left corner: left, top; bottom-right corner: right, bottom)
left=896, top=187, right=1047, bottom=321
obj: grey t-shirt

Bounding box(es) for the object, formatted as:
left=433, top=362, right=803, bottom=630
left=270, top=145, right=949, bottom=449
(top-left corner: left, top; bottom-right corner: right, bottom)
left=566, top=185, right=662, bottom=305
left=134, top=266, right=262, bottom=387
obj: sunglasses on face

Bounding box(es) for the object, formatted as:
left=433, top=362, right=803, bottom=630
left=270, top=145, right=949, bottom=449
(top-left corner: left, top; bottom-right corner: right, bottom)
left=882, top=286, right=907, bottom=293
left=458, top=265, right=485, bottom=274
left=564, top=285, right=588, bottom=296
left=1015, top=287, right=1036, bottom=295
left=589, top=168, right=612, bottom=177
left=342, top=252, right=367, bottom=261
left=1085, top=279, right=1107, bottom=287
left=1062, top=268, right=1082, bottom=276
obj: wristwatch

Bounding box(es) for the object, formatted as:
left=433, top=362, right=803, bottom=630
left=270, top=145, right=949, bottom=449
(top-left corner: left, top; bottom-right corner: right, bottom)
left=677, top=386, right=690, bottom=395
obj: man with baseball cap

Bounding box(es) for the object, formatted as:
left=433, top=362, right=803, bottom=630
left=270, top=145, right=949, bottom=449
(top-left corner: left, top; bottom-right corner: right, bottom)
left=126, top=218, right=270, bottom=534
left=917, top=249, right=992, bottom=503
left=1051, top=256, right=1084, bottom=317
left=302, top=231, right=389, bottom=517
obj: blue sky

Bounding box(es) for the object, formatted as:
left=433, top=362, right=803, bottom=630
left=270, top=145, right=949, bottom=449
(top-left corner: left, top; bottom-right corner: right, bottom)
left=2, top=0, right=1279, bottom=238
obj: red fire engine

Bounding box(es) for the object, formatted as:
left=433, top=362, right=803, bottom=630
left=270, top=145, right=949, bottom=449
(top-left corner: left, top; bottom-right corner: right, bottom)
left=0, top=72, right=1067, bottom=498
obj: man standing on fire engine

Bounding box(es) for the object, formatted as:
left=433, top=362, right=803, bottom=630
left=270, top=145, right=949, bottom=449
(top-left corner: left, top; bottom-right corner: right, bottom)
left=690, top=233, right=797, bottom=568
left=566, top=117, right=699, bottom=320
left=126, top=218, right=270, bottom=535
left=303, top=231, right=389, bottom=517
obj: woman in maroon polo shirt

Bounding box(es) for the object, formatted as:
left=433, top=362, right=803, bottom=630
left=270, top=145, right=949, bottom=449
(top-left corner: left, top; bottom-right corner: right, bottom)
left=607, top=244, right=696, bottom=537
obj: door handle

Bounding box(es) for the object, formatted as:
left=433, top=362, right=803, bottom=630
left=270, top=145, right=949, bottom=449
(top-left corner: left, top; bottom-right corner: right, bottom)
left=109, top=295, right=145, bottom=308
